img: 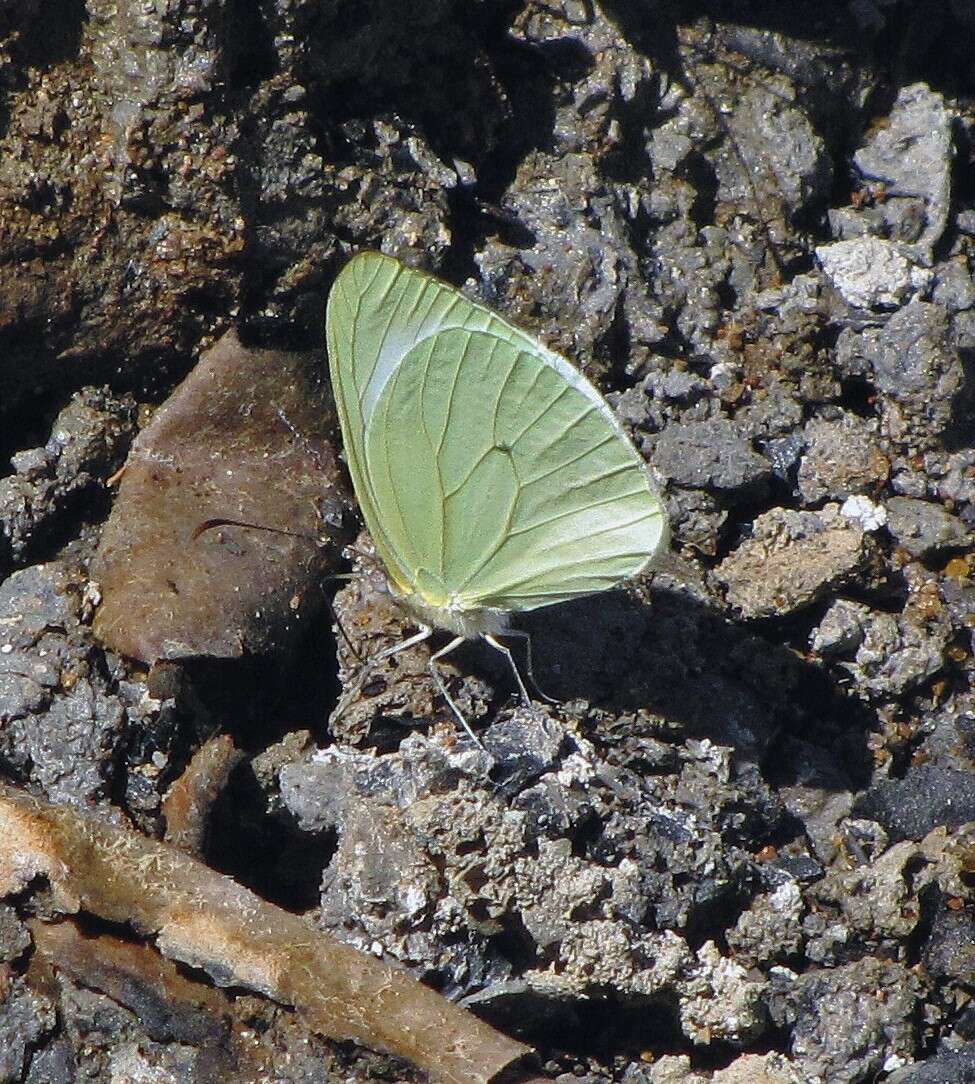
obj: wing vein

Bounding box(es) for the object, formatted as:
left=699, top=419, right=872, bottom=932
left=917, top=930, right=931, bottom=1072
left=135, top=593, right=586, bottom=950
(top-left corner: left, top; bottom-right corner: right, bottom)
left=413, top=282, right=443, bottom=340
left=377, top=359, right=416, bottom=586
left=404, top=277, right=427, bottom=322
left=522, top=428, right=615, bottom=487
left=442, top=293, right=465, bottom=326
left=505, top=484, right=651, bottom=539
left=436, top=330, right=475, bottom=454
left=455, top=483, right=520, bottom=593
left=346, top=272, right=374, bottom=402
left=558, top=461, right=637, bottom=493
left=475, top=535, right=656, bottom=597
left=364, top=287, right=408, bottom=400
left=490, top=341, right=519, bottom=447
left=509, top=384, right=573, bottom=449
left=418, top=340, right=446, bottom=579
left=443, top=444, right=495, bottom=500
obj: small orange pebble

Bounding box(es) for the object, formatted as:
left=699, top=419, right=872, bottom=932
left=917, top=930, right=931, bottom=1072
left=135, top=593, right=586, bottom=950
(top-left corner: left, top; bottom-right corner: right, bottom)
left=756, top=844, right=778, bottom=862
left=717, top=320, right=746, bottom=351
left=947, top=897, right=966, bottom=911
left=911, top=580, right=945, bottom=623
left=944, top=556, right=972, bottom=580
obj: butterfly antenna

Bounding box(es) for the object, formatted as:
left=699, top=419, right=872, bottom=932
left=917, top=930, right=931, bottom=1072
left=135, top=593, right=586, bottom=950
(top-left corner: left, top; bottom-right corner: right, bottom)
left=192, top=517, right=323, bottom=545
left=483, top=632, right=559, bottom=705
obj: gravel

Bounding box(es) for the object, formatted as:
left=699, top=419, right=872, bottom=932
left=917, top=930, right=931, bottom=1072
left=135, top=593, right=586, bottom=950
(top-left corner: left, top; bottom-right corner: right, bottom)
left=0, top=2, right=974, bottom=1081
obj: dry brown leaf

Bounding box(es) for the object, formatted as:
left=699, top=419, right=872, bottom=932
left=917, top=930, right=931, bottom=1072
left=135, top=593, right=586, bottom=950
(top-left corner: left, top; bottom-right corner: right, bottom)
left=93, top=328, right=354, bottom=664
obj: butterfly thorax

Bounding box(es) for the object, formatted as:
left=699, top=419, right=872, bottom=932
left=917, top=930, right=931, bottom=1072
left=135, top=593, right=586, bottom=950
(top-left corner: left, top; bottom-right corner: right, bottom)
left=389, top=580, right=511, bottom=640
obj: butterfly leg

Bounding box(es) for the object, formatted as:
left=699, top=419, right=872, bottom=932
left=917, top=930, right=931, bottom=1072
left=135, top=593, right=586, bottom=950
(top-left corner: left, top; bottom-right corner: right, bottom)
left=491, top=629, right=560, bottom=704
left=427, top=636, right=485, bottom=748
left=369, top=625, right=434, bottom=666
left=341, top=625, right=434, bottom=702
left=483, top=633, right=536, bottom=708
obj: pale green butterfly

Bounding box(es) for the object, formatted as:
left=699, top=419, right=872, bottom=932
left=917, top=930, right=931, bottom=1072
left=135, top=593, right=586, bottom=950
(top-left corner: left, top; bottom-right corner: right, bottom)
left=326, top=251, right=668, bottom=740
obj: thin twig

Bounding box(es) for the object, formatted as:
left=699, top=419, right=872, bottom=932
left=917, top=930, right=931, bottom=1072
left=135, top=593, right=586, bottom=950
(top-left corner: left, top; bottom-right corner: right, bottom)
left=0, top=785, right=534, bottom=1084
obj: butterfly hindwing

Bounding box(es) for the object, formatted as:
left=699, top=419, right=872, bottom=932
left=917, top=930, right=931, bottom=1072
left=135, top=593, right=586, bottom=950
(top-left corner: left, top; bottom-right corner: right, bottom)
left=326, top=252, right=668, bottom=615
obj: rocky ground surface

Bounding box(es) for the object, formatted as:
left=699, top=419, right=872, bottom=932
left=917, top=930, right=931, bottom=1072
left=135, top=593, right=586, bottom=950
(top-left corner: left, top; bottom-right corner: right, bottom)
left=1, top=1, right=975, bottom=1082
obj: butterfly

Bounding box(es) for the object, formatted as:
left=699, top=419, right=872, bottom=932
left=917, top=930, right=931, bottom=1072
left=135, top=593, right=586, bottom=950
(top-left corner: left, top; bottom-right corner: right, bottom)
left=326, top=252, right=668, bottom=740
